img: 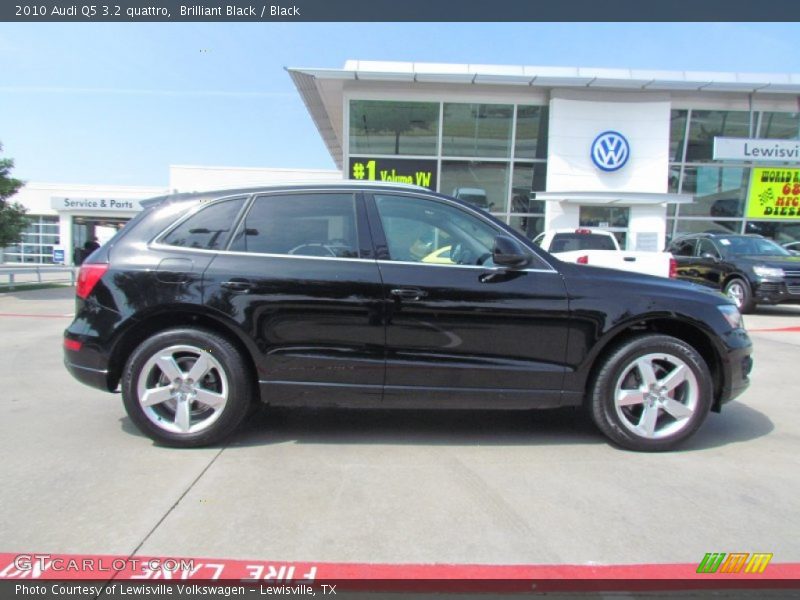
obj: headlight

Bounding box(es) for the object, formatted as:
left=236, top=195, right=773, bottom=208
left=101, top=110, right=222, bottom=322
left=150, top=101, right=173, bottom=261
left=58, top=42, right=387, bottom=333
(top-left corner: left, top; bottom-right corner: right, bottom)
left=718, top=304, right=744, bottom=330
left=753, top=265, right=784, bottom=278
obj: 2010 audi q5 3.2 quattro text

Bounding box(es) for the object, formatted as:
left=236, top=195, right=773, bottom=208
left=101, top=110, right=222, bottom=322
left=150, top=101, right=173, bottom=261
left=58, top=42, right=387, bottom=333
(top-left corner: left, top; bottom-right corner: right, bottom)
left=63, top=183, right=753, bottom=451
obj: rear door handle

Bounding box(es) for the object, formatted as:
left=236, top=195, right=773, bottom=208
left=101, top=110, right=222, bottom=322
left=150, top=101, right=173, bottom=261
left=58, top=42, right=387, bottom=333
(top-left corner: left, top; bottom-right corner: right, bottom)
left=390, top=288, right=427, bottom=301
left=221, top=278, right=255, bottom=292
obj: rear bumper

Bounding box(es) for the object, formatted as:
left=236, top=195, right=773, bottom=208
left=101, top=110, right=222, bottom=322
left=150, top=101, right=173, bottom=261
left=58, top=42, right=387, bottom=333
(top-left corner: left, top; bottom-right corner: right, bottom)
left=64, top=357, right=110, bottom=391
left=63, top=328, right=116, bottom=393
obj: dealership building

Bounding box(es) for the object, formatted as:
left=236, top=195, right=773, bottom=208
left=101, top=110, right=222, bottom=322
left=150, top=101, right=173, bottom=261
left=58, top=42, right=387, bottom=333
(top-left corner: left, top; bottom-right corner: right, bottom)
left=5, top=60, right=800, bottom=264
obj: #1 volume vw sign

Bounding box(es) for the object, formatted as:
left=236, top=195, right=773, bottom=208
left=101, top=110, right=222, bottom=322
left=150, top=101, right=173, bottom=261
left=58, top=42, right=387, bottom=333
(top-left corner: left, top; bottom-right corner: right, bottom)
left=591, top=131, right=630, bottom=172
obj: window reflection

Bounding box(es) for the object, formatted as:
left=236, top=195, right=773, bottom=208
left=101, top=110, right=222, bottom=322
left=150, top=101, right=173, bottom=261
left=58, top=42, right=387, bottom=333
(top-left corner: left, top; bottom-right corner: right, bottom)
left=759, top=112, right=800, bottom=140
left=680, top=167, right=748, bottom=218
left=686, top=110, right=750, bottom=162
left=441, top=161, right=509, bottom=212
left=515, top=106, right=549, bottom=159
left=349, top=100, right=439, bottom=156
left=442, top=103, right=513, bottom=158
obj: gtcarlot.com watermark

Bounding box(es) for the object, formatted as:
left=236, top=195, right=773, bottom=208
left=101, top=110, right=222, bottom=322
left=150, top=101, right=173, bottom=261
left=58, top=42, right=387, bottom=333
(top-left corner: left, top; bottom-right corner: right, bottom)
left=5, top=554, right=195, bottom=577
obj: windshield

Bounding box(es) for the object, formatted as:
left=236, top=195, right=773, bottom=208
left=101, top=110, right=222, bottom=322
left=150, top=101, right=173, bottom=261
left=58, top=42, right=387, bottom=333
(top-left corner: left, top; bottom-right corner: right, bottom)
left=717, top=236, right=791, bottom=257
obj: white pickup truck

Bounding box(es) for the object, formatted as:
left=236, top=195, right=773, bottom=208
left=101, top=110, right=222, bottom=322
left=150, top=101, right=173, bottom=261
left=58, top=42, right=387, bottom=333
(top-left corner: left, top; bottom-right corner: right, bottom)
left=533, top=229, right=676, bottom=279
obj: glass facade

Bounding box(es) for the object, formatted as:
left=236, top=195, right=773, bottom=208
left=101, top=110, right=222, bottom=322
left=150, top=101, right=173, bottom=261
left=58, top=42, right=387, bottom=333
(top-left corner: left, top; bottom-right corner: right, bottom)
left=2, top=215, right=59, bottom=264
left=349, top=100, right=439, bottom=156
left=668, top=109, right=800, bottom=246
left=349, top=100, right=548, bottom=239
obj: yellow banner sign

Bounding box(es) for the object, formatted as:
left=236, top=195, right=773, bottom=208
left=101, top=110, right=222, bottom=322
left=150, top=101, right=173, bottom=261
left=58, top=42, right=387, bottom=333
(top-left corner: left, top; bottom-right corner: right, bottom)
left=748, top=168, right=800, bottom=219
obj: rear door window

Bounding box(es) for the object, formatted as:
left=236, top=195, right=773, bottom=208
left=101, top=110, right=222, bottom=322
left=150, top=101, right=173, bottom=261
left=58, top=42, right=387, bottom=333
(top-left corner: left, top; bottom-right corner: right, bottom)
left=229, top=193, right=359, bottom=258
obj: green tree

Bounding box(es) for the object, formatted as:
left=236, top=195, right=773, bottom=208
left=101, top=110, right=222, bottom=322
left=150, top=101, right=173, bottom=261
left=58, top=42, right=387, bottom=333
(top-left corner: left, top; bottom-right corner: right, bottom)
left=0, top=142, right=28, bottom=248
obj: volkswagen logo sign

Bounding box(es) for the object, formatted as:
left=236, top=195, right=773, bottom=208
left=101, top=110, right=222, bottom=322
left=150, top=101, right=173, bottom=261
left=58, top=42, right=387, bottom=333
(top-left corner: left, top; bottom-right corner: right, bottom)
left=591, top=131, right=630, bottom=172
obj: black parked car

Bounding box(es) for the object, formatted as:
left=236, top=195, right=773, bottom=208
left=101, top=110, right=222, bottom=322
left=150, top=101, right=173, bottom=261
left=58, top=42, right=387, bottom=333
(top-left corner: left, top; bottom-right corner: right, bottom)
left=667, top=232, right=800, bottom=313
left=64, top=183, right=752, bottom=451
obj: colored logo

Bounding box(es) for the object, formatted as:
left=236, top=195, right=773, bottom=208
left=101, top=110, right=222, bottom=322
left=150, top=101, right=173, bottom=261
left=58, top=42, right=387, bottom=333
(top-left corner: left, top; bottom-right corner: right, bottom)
left=591, top=131, right=630, bottom=172
left=696, top=552, right=773, bottom=574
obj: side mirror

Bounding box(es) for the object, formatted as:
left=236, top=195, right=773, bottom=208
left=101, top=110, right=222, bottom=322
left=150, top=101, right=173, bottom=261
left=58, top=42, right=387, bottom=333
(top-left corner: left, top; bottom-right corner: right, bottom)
left=493, top=235, right=530, bottom=269
left=701, top=252, right=719, bottom=261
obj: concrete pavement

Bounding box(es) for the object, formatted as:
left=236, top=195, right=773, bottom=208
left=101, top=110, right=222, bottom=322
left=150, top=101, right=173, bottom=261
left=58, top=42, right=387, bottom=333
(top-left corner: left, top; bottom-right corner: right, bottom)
left=0, top=287, right=798, bottom=567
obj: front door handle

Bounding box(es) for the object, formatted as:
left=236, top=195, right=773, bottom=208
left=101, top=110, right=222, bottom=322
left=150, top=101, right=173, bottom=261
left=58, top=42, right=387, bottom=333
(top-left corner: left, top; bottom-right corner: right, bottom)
left=221, top=278, right=255, bottom=292
left=390, top=288, right=427, bottom=301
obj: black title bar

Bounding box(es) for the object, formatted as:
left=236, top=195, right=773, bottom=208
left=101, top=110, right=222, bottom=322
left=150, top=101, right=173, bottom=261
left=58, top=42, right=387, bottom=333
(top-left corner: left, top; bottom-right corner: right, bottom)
left=4, top=0, right=800, bottom=22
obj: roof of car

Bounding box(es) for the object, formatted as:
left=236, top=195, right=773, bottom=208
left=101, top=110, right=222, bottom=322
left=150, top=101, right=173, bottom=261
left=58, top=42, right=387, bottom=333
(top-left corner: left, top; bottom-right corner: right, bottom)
left=140, top=180, right=429, bottom=208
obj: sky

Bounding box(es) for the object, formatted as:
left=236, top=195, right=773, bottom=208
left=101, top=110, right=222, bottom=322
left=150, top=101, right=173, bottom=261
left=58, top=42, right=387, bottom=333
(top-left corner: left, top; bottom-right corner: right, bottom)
left=1, top=22, right=799, bottom=187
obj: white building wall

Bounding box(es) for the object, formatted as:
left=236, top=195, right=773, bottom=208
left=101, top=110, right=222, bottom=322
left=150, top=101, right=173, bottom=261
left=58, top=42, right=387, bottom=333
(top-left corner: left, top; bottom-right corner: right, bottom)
left=546, top=90, right=671, bottom=193
left=545, top=90, right=672, bottom=249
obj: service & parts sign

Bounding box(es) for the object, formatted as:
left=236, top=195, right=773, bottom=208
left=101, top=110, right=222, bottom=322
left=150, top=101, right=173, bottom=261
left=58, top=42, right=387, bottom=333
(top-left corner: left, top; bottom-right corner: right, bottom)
left=748, top=168, right=800, bottom=219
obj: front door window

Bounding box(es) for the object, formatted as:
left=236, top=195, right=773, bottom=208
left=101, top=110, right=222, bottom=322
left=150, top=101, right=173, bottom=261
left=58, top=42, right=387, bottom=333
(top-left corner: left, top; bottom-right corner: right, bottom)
left=374, top=194, right=502, bottom=267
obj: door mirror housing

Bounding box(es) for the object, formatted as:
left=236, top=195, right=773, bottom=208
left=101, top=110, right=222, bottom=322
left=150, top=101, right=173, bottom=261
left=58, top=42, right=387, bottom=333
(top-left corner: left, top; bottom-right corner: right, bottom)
left=701, top=252, right=719, bottom=261
left=493, top=235, right=530, bottom=269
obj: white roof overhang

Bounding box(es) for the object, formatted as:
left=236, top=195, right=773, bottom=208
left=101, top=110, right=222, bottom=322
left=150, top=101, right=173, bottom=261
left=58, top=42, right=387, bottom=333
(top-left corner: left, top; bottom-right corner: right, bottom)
left=287, top=60, right=800, bottom=168
left=535, top=191, right=694, bottom=205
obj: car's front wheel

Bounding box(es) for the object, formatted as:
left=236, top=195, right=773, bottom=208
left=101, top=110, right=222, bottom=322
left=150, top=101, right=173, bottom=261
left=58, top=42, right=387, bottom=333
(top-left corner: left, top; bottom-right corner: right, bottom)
left=121, top=328, right=253, bottom=447
left=589, top=334, right=712, bottom=451
left=724, top=278, right=755, bottom=313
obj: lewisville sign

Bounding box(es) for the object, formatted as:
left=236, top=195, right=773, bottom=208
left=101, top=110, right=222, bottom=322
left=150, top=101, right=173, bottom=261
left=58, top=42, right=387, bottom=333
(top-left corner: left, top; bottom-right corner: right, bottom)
left=714, top=137, right=800, bottom=162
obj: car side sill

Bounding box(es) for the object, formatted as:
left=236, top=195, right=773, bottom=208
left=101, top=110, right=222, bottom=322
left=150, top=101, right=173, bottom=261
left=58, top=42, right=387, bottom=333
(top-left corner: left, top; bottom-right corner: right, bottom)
left=260, top=380, right=582, bottom=409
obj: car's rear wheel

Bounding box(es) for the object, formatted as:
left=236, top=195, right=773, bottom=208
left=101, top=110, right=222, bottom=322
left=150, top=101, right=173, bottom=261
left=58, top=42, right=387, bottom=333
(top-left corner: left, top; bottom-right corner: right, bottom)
left=589, top=334, right=712, bottom=451
left=122, top=328, right=253, bottom=447
left=724, top=278, right=754, bottom=313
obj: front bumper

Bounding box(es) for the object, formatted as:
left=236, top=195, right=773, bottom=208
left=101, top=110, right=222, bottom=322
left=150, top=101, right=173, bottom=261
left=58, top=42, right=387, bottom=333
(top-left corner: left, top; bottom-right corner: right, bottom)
left=716, top=328, right=753, bottom=409
left=754, top=280, right=800, bottom=305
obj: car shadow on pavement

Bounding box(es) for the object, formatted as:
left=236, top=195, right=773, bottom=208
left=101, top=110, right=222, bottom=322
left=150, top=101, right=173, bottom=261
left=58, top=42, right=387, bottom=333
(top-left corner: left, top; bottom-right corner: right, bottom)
left=680, top=400, right=774, bottom=452
left=118, top=400, right=773, bottom=451
left=229, top=406, right=602, bottom=448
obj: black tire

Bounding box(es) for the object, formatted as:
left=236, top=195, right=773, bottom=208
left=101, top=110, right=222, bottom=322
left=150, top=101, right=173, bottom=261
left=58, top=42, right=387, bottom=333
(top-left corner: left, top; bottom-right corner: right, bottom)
left=723, top=277, right=755, bottom=314
left=121, top=327, right=254, bottom=447
left=589, top=334, right=712, bottom=452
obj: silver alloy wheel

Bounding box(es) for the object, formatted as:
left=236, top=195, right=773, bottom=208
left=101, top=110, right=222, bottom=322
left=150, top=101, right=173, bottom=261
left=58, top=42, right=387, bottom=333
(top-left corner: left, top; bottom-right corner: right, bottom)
left=613, top=353, right=699, bottom=439
left=726, top=281, right=745, bottom=309
left=136, top=344, right=229, bottom=435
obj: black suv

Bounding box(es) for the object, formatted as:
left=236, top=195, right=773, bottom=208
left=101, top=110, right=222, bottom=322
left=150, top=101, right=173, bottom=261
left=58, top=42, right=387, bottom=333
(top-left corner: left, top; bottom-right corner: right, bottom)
left=667, top=232, right=800, bottom=313
left=64, top=183, right=752, bottom=451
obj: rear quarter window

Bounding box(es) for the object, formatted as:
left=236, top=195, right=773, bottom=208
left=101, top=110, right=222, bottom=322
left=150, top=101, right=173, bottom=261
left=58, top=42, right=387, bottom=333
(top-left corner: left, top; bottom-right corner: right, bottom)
left=161, top=197, right=247, bottom=250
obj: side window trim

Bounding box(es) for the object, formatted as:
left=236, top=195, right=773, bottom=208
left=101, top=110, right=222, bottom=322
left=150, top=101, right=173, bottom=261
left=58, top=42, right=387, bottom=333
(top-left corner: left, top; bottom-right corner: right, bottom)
left=354, top=192, right=377, bottom=260
left=364, top=193, right=390, bottom=261
left=223, top=194, right=257, bottom=251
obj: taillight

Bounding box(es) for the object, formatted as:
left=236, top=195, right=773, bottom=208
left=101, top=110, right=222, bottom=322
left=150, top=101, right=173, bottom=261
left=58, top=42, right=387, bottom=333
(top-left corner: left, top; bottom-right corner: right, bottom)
left=576, top=255, right=589, bottom=265
left=669, top=257, right=678, bottom=279
left=76, top=263, right=109, bottom=299
left=64, top=338, right=82, bottom=351
left=575, top=228, right=591, bottom=235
